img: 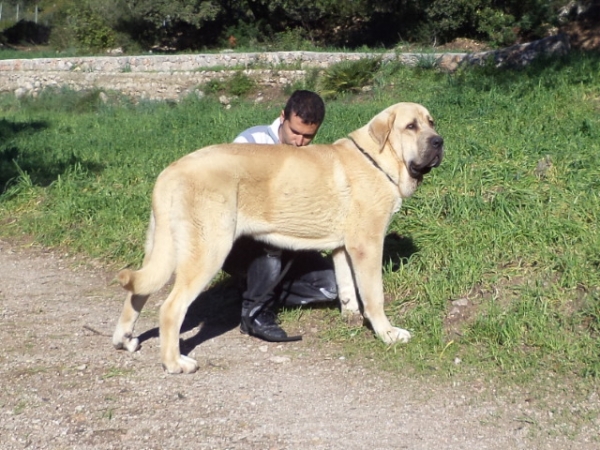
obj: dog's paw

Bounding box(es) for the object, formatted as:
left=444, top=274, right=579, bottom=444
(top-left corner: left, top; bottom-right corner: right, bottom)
left=381, top=327, right=411, bottom=344
left=162, top=355, right=198, bottom=375
left=113, top=331, right=140, bottom=353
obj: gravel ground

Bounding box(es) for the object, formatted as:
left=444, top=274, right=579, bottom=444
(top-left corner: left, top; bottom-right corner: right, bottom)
left=1, top=238, right=598, bottom=449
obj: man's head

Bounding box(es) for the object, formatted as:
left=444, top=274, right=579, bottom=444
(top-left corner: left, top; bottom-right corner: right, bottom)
left=279, top=90, right=325, bottom=146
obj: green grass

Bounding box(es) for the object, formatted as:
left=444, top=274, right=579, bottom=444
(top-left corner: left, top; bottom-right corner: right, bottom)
left=1, top=51, right=599, bottom=383
left=0, top=46, right=90, bottom=60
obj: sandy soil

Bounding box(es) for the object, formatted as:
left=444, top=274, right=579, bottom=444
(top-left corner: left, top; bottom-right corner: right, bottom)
left=1, top=237, right=599, bottom=449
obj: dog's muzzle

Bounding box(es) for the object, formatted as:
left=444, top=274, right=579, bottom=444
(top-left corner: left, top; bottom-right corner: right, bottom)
left=408, top=135, right=444, bottom=179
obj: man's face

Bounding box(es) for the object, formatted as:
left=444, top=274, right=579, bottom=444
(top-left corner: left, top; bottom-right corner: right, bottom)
left=279, top=111, right=320, bottom=147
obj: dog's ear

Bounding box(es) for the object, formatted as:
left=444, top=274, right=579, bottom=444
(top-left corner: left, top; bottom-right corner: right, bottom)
left=368, top=111, right=396, bottom=153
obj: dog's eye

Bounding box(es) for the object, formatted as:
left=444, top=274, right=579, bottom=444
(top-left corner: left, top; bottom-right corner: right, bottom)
left=406, top=123, right=417, bottom=130
left=429, top=120, right=435, bottom=127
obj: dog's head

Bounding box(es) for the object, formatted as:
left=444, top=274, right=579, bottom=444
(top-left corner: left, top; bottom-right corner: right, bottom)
left=360, top=102, right=444, bottom=197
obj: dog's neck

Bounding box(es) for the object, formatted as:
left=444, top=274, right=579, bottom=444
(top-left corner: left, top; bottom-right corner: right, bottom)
left=348, top=136, right=398, bottom=188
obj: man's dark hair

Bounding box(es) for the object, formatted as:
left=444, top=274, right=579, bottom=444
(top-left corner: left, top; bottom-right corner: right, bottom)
left=283, top=90, right=325, bottom=125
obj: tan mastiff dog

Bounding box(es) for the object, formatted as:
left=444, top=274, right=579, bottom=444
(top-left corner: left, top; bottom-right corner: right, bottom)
left=113, top=102, right=444, bottom=374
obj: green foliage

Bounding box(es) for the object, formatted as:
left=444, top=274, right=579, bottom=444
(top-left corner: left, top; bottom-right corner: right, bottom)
left=221, top=21, right=264, bottom=49
left=273, top=28, right=315, bottom=51
left=425, top=0, right=570, bottom=44
left=226, top=72, right=256, bottom=96
left=124, top=0, right=220, bottom=28
left=67, top=5, right=116, bottom=50
left=475, top=7, right=518, bottom=47
left=203, top=79, right=227, bottom=94
left=2, top=0, right=583, bottom=51
left=318, top=58, right=381, bottom=98
left=201, top=72, right=256, bottom=97
left=45, top=0, right=117, bottom=50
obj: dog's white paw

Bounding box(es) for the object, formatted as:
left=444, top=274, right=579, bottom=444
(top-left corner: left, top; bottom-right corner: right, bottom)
left=163, top=355, right=198, bottom=374
left=113, top=331, right=140, bottom=353
left=124, top=336, right=140, bottom=352
left=381, top=327, right=411, bottom=344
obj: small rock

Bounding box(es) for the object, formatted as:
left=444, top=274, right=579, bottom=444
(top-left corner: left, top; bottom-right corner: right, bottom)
left=452, top=298, right=469, bottom=307
left=448, top=306, right=461, bottom=317
left=269, top=356, right=290, bottom=364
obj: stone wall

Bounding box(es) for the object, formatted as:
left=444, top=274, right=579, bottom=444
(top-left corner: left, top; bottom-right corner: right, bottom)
left=0, top=51, right=464, bottom=101
left=0, top=35, right=571, bottom=101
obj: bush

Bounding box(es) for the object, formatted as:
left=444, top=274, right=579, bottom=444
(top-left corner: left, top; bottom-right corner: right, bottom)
left=476, top=8, right=518, bottom=47
left=203, top=79, right=227, bottom=94
left=425, top=0, right=568, bottom=45
left=318, top=58, right=381, bottom=98
left=49, top=2, right=117, bottom=51
left=202, top=73, right=256, bottom=97
left=273, top=28, right=315, bottom=51
left=227, top=72, right=256, bottom=97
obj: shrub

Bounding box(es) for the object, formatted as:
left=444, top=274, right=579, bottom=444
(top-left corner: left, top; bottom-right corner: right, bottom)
left=227, top=72, right=256, bottom=97
left=49, top=2, right=117, bottom=51
left=318, top=58, right=381, bottom=98
left=203, top=79, right=227, bottom=94
left=273, top=27, right=315, bottom=51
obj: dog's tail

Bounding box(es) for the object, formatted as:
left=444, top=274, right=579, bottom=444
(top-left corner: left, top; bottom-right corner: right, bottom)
left=117, top=183, right=176, bottom=295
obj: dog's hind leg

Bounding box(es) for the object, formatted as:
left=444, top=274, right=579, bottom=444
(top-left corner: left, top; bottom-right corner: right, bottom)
left=158, top=245, right=232, bottom=374
left=113, top=212, right=174, bottom=352
left=112, top=293, right=150, bottom=352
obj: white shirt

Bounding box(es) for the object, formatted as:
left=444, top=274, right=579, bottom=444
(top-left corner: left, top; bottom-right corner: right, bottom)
left=233, top=118, right=280, bottom=144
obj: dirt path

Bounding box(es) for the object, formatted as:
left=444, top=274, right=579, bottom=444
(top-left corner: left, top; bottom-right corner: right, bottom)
left=1, top=238, right=597, bottom=449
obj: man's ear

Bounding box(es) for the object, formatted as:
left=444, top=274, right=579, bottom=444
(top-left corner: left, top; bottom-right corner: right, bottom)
left=368, top=111, right=396, bottom=152
left=279, top=110, right=286, bottom=124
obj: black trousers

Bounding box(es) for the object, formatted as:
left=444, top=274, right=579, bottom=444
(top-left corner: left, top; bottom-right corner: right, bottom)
left=222, top=236, right=338, bottom=306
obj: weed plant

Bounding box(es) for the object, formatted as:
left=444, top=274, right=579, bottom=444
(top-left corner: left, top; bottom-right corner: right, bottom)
left=1, top=52, right=599, bottom=384
left=318, top=58, right=381, bottom=98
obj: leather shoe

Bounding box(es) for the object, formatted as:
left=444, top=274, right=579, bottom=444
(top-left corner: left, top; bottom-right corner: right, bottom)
left=240, top=301, right=301, bottom=342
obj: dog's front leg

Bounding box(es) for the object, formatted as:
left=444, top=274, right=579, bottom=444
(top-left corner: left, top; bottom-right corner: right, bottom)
left=346, top=241, right=411, bottom=344
left=332, top=248, right=362, bottom=324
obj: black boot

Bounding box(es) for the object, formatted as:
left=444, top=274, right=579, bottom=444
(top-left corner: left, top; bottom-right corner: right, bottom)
left=240, top=300, right=290, bottom=341
left=239, top=248, right=301, bottom=342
